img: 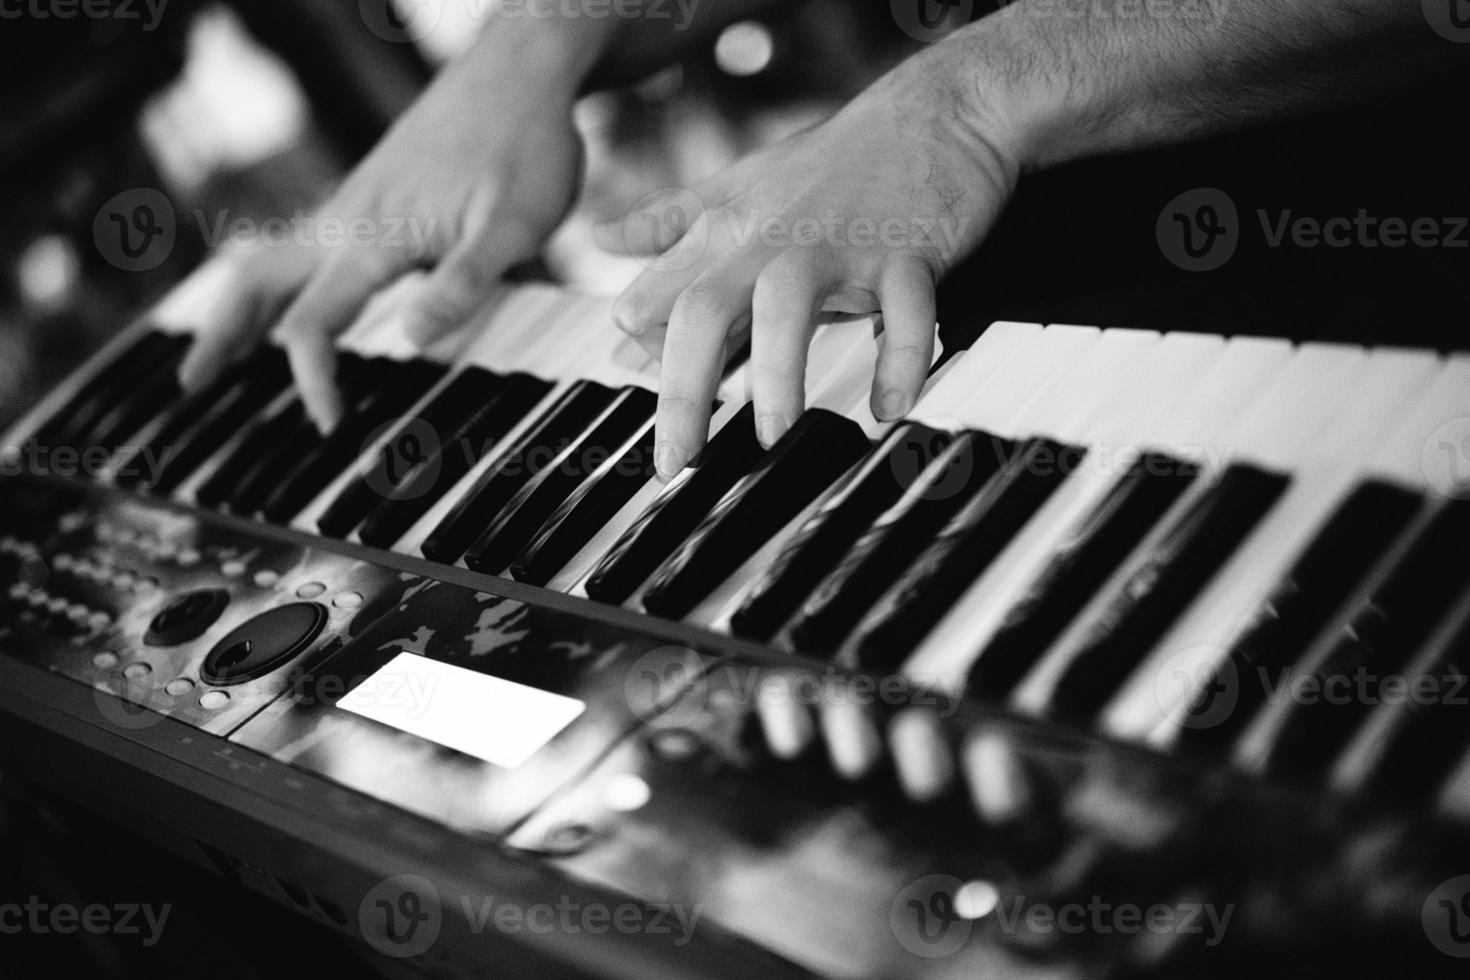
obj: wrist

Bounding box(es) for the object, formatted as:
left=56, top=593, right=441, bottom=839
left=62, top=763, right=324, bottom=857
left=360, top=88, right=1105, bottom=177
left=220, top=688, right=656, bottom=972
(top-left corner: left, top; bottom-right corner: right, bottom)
left=461, top=8, right=623, bottom=106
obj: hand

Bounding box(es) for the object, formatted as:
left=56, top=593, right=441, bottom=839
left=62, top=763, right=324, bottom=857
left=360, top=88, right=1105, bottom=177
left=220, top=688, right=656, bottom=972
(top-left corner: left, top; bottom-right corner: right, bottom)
left=177, top=28, right=595, bottom=432
left=601, top=52, right=1021, bottom=479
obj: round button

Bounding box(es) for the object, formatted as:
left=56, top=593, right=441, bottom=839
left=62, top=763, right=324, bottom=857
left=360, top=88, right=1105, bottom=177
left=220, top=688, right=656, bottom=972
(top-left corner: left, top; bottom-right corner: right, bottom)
left=253, top=570, right=280, bottom=588
left=145, top=588, right=231, bottom=646
left=133, top=576, right=160, bottom=595
left=221, top=560, right=246, bottom=578
left=87, top=611, right=112, bottom=630
left=164, top=678, right=195, bottom=697
left=177, top=548, right=202, bottom=567
left=92, top=651, right=119, bottom=669
left=123, top=662, right=152, bottom=680
left=332, top=591, right=363, bottom=609
left=296, top=582, right=326, bottom=599
left=111, top=571, right=136, bottom=590
left=200, top=602, right=328, bottom=686
left=199, top=691, right=230, bottom=710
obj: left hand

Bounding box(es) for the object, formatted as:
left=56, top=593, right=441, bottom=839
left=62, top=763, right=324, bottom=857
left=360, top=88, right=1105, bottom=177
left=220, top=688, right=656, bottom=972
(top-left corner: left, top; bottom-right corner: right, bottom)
left=600, top=53, right=1022, bottom=479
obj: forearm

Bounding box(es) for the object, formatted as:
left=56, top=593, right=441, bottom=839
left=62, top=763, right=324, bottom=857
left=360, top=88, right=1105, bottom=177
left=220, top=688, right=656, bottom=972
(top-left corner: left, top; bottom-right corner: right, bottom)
left=935, top=0, right=1449, bottom=171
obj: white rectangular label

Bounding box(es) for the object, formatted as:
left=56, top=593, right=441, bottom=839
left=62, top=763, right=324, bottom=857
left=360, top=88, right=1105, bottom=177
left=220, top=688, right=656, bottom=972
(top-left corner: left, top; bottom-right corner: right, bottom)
left=337, top=652, right=586, bottom=769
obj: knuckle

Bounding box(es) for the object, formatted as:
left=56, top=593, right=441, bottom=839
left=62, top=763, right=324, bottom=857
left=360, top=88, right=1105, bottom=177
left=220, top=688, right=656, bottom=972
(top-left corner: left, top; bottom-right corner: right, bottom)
left=673, top=276, right=735, bottom=323
left=611, top=289, right=660, bottom=338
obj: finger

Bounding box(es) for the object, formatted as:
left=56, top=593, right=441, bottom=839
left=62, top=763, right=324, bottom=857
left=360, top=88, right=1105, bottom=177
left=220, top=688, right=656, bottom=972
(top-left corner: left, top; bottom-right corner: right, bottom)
left=749, top=248, right=839, bottom=447
left=871, top=256, right=938, bottom=421
left=610, top=237, right=708, bottom=360
left=403, top=220, right=528, bottom=349
left=400, top=185, right=521, bottom=349
left=177, top=250, right=316, bottom=394
left=275, top=244, right=411, bottom=432
left=654, top=264, right=755, bottom=479
left=594, top=187, right=705, bottom=257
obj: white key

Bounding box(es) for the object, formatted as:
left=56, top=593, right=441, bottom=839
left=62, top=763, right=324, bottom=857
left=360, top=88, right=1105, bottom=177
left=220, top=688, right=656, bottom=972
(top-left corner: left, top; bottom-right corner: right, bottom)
left=903, top=332, right=1258, bottom=694
left=1010, top=343, right=1368, bottom=718
left=1104, top=348, right=1444, bottom=746
left=949, top=325, right=1101, bottom=433
left=1232, top=356, right=1470, bottom=776
left=909, top=322, right=1043, bottom=422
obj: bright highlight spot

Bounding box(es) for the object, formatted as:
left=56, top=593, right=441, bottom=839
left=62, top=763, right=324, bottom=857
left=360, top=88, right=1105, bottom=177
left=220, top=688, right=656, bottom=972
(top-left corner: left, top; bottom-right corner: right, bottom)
left=954, top=880, right=1000, bottom=920
left=601, top=773, right=653, bottom=812
left=715, top=22, right=775, bottom=77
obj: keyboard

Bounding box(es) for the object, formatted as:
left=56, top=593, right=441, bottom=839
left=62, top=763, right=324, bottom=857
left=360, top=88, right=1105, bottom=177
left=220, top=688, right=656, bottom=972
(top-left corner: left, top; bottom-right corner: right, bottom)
left=2, top=266, right=1468, bottom=978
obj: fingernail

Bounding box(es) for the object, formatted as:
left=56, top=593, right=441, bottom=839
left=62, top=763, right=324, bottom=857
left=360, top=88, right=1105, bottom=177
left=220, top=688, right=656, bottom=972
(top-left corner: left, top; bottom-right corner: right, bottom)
left=756, top=414, right=788, bottom=449
left=654, top=441, right=688, bottom=481
left=877, top=389, right=912, bottom=421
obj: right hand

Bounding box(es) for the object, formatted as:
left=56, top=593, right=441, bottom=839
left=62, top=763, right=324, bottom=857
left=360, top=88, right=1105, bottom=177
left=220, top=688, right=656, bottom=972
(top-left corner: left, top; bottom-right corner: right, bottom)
left=177, top=38, right=589, bottom=432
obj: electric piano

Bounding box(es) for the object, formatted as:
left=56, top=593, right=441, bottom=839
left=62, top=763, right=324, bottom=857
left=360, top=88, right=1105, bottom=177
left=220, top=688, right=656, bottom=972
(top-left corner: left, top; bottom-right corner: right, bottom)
left=2, top=263, right=1468, bottom=978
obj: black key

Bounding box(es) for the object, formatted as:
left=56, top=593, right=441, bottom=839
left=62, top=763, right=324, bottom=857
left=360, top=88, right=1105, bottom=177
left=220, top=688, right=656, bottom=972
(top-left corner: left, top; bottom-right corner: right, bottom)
left=463, top=386, right=656, bottom=572
left=355, top=373, right=554, bottom=548
left=82, top=342, right=192, bottom=455
left=640, top=410, right=873, bottom=619
left=727, top=422, right=953, bottom=641
left=1177, top=480, right=1423, bottom=755
left=1261, top=498, right=1470, bottom=778
left=1352, top=589, right=1470, bottom=801
left=197, top=398, right=307, bottom=511
left=508, top=421, right=659, bottom=586
left=966, top=452, right=1199, bottom=700
left=317, top=367, right=531, bottom=538
left=780, top=430, right=1012, bottom=657
left=1046, top=464, right=1290, bottom=722
left=583, top=402, right=765, bottom=606
left=115, top=359, right=248, bottom=489
left=259, top=359, right=445, bottom=522
left=844, top=438, right=1081, bottom=672
left=206, top=352, right=374, bottom=512
left=119, top=350, right=291, bottom=493
left=419, top=381, right=615, bottom=565
left=35, top=331, right=182, bottom=451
